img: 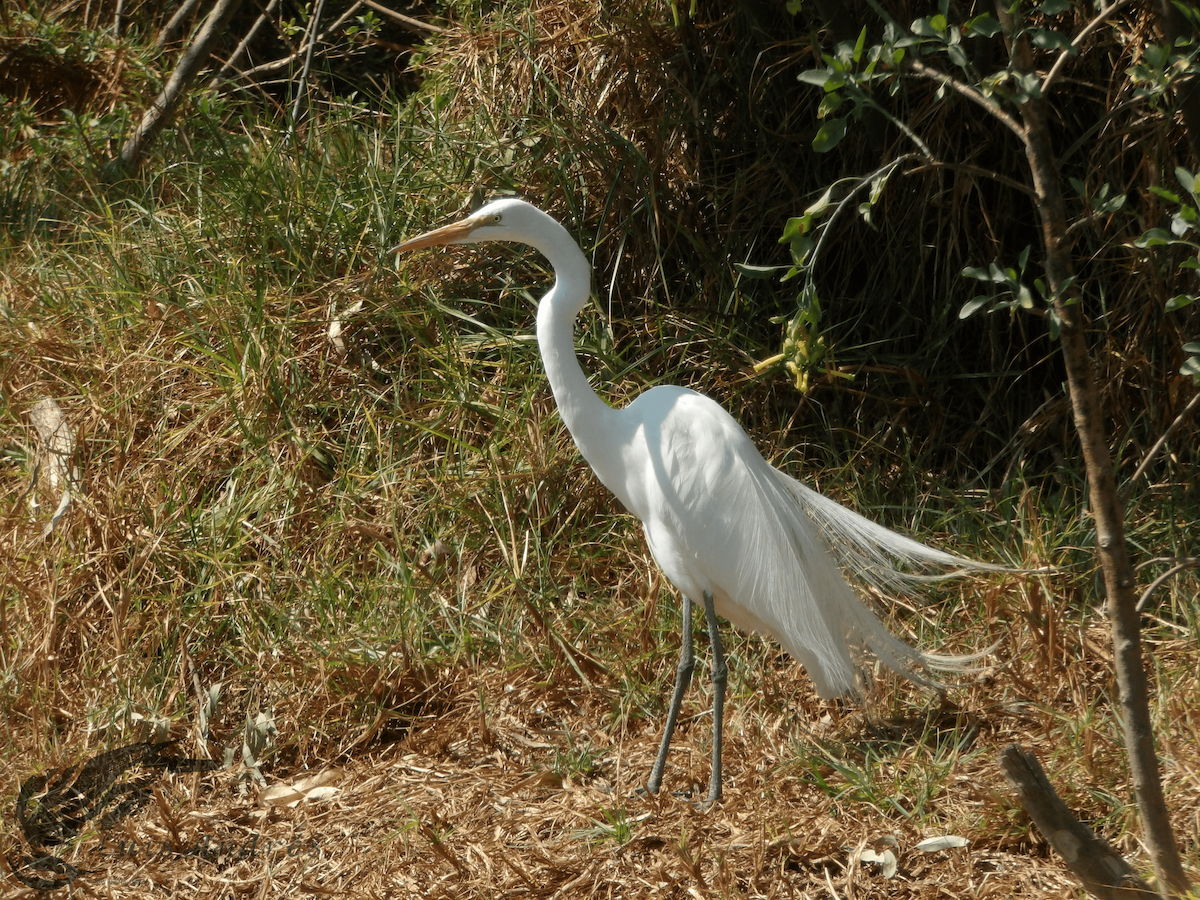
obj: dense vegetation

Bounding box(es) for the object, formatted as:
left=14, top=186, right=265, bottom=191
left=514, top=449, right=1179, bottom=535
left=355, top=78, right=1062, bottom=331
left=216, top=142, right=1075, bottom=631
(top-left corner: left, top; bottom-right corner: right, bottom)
left=1, top=0, right=1198, bottom=896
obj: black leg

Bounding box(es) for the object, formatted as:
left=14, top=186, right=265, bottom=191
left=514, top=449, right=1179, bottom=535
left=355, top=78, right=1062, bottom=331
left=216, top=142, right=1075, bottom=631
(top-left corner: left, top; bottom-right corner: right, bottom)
left=647, top=594, right=695, bottom=795
left=701, top=590, right=727, bottom=806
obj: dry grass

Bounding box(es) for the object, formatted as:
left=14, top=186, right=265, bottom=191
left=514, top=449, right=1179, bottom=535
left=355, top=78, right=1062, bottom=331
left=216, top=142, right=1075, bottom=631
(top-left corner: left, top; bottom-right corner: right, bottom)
left=4, top=564, right=1198, bottom=898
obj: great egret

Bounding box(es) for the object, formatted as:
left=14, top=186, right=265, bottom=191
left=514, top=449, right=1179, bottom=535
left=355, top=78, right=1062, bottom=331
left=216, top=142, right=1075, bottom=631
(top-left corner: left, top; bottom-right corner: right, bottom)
left=391, top=198, right=1003, bottom=806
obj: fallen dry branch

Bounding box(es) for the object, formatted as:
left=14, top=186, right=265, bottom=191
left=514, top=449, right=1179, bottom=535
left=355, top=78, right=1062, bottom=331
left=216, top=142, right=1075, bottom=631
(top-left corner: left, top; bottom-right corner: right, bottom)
left=217, top=1, right=368, bottom=87
left=999, top=744, right=1157, bottom=899
left=360, top=0, right=449, bottom=35
left=116, top=0, right=244, bottom=172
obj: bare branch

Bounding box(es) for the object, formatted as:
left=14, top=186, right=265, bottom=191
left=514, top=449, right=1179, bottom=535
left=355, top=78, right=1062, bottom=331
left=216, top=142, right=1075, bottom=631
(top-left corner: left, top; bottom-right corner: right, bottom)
left=1042, top=0, right=1139, bottom=95
left=1121, top=390, right=1200, bottom=504
left=116, top=0, right=245, bottom=173
left=208, top=0, right=284, bottom=88
left=289, top=0, right=330, bottom=132
left=1002, top=8, right=1191, bottom=891
left=217, top=1, right=370, bottom=88
left=1137, top=558, right=1200, bottom=613
left=908, top=59, right=1026, bottom=145
left=359, top=0, right=449, bottom=35
left=155, top=0, right=206, bottom=52
left=903, top=160, right=1036, bottom=197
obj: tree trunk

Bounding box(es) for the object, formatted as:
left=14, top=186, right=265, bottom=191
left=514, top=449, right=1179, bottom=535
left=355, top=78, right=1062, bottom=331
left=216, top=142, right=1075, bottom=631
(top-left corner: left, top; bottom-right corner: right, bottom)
left=1004, top=17, right=1190, bottom=899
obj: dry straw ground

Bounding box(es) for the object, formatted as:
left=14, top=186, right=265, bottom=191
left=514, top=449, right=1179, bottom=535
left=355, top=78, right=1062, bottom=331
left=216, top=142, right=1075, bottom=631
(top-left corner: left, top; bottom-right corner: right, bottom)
left=2, top=607, right=1138, bottom=899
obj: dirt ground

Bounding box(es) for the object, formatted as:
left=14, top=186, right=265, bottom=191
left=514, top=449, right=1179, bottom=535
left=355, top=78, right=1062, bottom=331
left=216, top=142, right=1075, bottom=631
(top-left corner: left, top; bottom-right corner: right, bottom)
left=3, top=656, right=1100, bottom=899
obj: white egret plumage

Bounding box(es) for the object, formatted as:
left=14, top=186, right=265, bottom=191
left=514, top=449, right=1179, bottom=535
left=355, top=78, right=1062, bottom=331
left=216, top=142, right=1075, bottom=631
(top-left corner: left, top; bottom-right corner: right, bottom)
left=391, top=197, right=1004, bottom=806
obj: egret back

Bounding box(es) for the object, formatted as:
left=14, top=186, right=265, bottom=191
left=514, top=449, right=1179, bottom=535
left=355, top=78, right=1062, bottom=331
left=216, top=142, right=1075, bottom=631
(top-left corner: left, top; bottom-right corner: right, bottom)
left=598, top=385, right=991, bottom=699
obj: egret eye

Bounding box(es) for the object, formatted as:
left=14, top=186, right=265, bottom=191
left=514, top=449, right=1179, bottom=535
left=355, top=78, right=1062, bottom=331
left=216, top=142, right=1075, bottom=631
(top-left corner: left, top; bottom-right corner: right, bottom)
left=490, top=214, right=503, bottom=224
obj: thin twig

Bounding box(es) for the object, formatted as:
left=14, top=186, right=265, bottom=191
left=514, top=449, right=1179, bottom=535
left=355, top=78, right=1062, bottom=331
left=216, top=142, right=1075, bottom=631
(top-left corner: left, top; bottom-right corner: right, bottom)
left=359, top=0, right=449, bottom=35
left=219, top=1, right=366, bottom=86
left=289, top=0, right=329, bottom=134
left=1042, top=0, right=1139, bottom=96
left=1137, top=558, right=1200, bottom=613
left=208, top=0, right=284, bottom=88
left=908, top=59, right=1026, bottom=145
left=809, top=154, right=922, bottom=272
left=1120, top=390, right=1200, bottom=504
left=863, top=98, right=934, bottom=158
left=1135, top=555, right=1199, bottom=573
left=155, top=0, right=205, bottom=51
left=904, top=160, right=1036, bottom=197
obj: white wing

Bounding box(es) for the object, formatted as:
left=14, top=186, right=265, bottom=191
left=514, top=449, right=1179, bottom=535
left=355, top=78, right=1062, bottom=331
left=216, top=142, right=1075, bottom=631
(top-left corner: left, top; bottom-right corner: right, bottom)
left=604, top=385, right=995, bottom=699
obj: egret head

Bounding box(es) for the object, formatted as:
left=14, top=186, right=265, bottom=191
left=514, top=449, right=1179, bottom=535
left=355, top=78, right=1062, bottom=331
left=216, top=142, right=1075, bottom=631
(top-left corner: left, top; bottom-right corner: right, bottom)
left=389, top=197, right=532, bottom=254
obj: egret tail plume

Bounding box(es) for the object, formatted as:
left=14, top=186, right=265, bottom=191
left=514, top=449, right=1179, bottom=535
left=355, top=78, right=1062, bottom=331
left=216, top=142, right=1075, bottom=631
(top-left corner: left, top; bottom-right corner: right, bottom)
left=781, top=473, right=1005, bottom=687
left=786, top=477, right=1010, bottom=588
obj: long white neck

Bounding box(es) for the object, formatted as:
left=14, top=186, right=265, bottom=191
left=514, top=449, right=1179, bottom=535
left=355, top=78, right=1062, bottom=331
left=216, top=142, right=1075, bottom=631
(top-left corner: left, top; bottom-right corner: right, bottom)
left=525, top=217, right=617, bottom=464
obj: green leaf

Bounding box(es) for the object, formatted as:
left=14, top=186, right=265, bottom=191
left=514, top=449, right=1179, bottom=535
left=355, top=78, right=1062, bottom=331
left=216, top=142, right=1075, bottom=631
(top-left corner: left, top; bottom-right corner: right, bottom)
left=798, top=69, right=832, bottom=86
left=1165, top=294, right=1196, bottom=311
left=812, top=117, right=847, bottom=152
left=960, top=295, right=993, bottom=319
left=1150, top=185, right=1182, bottom=204
left=1134, top=227, right=1174, bottom=248
left=1040, top=0, right=1071, bottom=14
left=962, top=265, right=992, bottom=281
left=1031, top=28, right=1073, bottom=52
left=965, top=13, right=1002, bottom=38
left=1176, top=166, right=1198, bottom=195
left=853, top=26, right=867, bottom=63
left=930, top=14, right=948, bottom=32
left=1175, top=1, right=1200, bottom=31
left=947, top=42, right=969, bottom=69
left=818, top=92, right=844, bottom=119
left=911, top=17, right=943, bottom=38
left=1145, top=44, right=1171, bottom=70
left=804, top=185, right=837, bottom=217
left=780, top=216, right=809, bottom=242
left=786, top=234, right=814, bottom=266
left=1014, top=71, right=1043, bottom=100
left=1183, top=341, right=1200, bottom=353
left=735, top=263, right=791, bottom=280
left=785, top=0, right=803, bottom=13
